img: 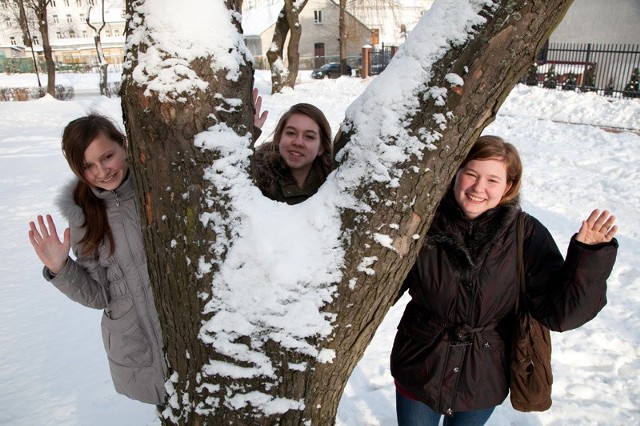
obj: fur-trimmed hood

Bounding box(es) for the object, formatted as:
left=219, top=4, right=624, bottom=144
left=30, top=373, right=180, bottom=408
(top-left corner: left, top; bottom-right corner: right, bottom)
left=55, top=179, right=84, bottom=226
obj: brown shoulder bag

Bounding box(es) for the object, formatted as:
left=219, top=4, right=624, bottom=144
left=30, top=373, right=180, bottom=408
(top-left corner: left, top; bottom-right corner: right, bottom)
left=509, top=212, right=553, bottom=412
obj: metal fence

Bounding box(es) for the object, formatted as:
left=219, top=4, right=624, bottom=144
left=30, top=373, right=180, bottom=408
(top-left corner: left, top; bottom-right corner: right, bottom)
left=521, top=42, right=640, bottom=98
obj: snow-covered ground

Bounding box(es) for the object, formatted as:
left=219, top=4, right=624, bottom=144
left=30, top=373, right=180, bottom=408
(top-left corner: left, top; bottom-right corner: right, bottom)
left=1, top=70, right=638, bottom=425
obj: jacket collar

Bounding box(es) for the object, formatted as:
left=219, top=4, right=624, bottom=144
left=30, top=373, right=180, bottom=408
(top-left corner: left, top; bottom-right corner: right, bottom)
left=90, top=170, right=135, bottom=204
left=427, top=190, right=521, bottom=267
left=56, top=172, right=135, bottom=225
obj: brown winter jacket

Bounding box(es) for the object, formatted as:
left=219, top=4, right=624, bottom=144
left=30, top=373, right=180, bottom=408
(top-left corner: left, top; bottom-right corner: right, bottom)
left=390, top=192, right=618, bottom=415
left=44, top=173, right=167, bottom=404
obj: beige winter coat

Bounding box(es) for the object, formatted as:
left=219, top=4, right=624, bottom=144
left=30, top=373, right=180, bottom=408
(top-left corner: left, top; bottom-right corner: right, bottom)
left=44, top=174, right=166, bottom=404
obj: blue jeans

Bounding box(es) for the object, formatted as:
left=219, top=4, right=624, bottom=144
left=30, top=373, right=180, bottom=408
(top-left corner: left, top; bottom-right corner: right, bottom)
left=396, top=391, right=495, bottom=426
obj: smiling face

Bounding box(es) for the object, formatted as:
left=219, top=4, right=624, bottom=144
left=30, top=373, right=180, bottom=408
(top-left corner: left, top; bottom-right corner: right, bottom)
left=278, top=113, right=324, bottom=187
left=454, top=157, right=512, bottom=220
left=82, top=133, right=128, bottom=191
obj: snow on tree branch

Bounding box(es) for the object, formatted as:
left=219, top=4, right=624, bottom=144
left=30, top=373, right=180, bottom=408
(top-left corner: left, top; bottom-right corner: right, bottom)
left=125, top=0, right=251, bottom=101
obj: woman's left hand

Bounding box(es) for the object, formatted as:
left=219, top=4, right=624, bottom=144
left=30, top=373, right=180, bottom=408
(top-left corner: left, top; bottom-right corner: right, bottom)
left=253, top=88, right=268, bottom=129
left=576, top=209, right=618, bottom=245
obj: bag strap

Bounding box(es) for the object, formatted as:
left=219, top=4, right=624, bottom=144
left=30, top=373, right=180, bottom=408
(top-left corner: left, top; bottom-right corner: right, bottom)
left=517, top=212, right=526, bottom=300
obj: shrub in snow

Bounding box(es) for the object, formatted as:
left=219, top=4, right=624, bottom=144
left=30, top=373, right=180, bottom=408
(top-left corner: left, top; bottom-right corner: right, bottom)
left=623, top=67, right=640, bottom=99
left=543, top=64, right=557, bottom=89
left=604, top=77, right=615, bottom=97
left=563, top=73, right=577, bottom=91
left=0, top=85, right=75, bottom=101
left=525, top=63, right=539, bottom=86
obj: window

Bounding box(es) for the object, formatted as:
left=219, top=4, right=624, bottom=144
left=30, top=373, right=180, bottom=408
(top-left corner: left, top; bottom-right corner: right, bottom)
left=51, top=1, right=56, bottom=6
left=64, top=0, right=70, bottom=6
left=69, top=30, right=76, bottom=38
left=56, top=31, right=62, bottom=38
left=33, top=35, right=39, bottom=45
left=4, top=17, right=10, bottom=28
left=113, top=29, right=119, bottom=37
left=9, top=36, right=16, bottom=45
left=76, top=0, right=82, bottom=6
left=82, top=30, right=87, bottom=37
left=52, top=14, right=59, bottom=23
left=1, top=1, right=7, bottom=10
left=66, top=14, right=72, bottom=23
left=313, top=10, right=322, bottom=24
left=79, top=13, right=85, bottom=23
left=105, top=30, right=110, bottom=37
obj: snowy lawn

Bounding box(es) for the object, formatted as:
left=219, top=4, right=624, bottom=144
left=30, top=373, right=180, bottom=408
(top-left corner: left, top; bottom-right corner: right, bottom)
left=0, top=70, right=638, bottom=425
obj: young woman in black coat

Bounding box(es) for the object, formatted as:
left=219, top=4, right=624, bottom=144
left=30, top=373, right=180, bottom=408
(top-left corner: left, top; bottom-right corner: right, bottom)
left=391, top=135, right=619, bottom=426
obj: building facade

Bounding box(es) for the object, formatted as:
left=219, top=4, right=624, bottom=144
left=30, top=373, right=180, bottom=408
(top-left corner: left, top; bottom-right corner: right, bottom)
left=0, top=0, right=125, bottom=70
left=243, top=0, right=374, bottom=70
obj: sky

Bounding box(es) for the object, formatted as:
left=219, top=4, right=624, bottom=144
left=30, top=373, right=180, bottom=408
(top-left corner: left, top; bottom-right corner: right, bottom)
left=0, top=67, right=638, bottom=425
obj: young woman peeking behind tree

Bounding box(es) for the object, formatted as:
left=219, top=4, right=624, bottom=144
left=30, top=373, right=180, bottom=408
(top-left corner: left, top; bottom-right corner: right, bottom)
left=27, top=90, right=268, bottom=407
left=253, top=103, right=333, bottom=205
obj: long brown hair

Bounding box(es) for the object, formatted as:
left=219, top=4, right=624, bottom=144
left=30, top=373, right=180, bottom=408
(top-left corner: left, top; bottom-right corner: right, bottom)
left=61, top=114, right=127, bottom=256
left=272, top=103, right=333, bottom=181
left=460, top=135, right=523, bottom=204
left=253, top=103, right=333, bottom=198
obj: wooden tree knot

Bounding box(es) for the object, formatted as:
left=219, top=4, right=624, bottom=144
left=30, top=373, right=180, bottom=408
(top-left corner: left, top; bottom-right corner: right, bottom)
left=392, top=211, right=423, bottom=256
left=160, top=103, right=177, bottom=123
left=138, top=147, right=147, bottom=165
left=138, top=91, right=149, bottom=109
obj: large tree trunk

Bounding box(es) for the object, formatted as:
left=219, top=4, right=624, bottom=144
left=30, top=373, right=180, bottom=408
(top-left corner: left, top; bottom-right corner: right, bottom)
left=121, top=0, right=574, bottom=424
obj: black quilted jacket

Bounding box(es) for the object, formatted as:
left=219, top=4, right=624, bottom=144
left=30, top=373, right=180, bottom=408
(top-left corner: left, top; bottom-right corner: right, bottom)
left=391, top=192, right=618, bottom=414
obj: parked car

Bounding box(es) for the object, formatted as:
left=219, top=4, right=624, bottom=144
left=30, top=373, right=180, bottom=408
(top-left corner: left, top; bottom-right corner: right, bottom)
left=311, top=62, right=352, bottom=79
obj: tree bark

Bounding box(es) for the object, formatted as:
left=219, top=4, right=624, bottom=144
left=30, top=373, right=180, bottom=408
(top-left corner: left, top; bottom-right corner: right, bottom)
left=339, top=0, right=348, bottom=75
left=266, top=3, right=290, bottom=93
left=87, top=2, right=109, bottom=96
left=15, top=0, right=42, bottom=87
left=121, top=0, right=574, bottom=424
left=283, top=0, right=306, bottom=88
left=267, top=0, right=308, bottom=93
left=29, top=0, right=55, bottom=96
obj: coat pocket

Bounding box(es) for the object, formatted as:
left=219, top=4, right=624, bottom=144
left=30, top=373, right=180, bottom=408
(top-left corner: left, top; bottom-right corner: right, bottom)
left=398, top=312, right=447, bottom=347
left=390, top=312, right=447, bottom=379
left=101, top=303, right=153, bottom=368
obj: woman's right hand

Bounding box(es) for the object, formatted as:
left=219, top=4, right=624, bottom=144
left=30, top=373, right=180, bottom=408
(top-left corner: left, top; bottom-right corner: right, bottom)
left=29, top=214, right=70, bottom=275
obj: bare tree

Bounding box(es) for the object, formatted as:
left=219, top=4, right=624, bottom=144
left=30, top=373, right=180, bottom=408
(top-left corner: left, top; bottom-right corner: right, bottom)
left=1, top=0, right=42, bottom=85
left=24, top=0, right=55, bottom=96
left=86, top=0, right=109, bottom=96
left=266, top=0, right=308, bottom=93
left=338, top=0, right=348, bottom=74
left=120, top=0, right=574, bottom=424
